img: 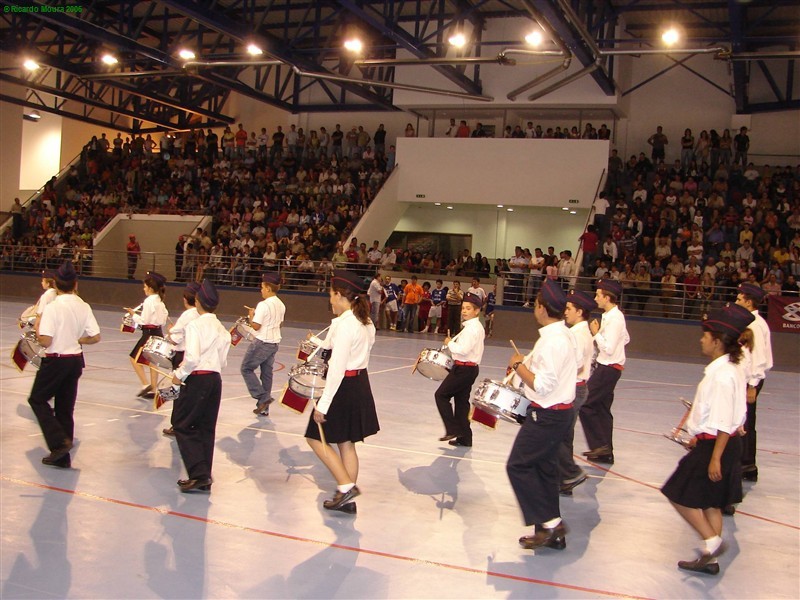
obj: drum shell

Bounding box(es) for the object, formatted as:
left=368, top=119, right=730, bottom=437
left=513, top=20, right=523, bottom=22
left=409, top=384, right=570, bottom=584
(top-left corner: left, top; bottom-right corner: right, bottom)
left=415, top=348, right=454, bottom=381
left=472, top=379, right=529, bottom=424
left=141, top=336, right=176, bottom=369
left=18, top=332, right=46, bottom=370
left=288, top=362, right=328, bottom=400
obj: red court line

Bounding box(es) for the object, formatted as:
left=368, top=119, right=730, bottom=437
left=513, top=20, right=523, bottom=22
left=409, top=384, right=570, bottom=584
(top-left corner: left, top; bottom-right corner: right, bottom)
left=579, top=459, right=800, bottom=531
left=613, top=426, right=800, bottom=457
left=1, top=475, right=651, bottom=600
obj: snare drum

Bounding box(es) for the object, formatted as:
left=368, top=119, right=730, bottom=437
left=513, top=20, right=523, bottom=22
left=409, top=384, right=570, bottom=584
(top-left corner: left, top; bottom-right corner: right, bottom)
left=18, top=306, right=37, bottom=330
left=141, top=336, right=176, bottom=369
left=415, top=347, right=453, bottom=381
left=297, top=336, right=332, bottom=362
left=120, top=313, right=136, bottom=333
left=288, top=362, right=328, bottom=400
left=229, top=317, right=256, bottom=347
left=12, top=332, right=46, bottom=371
left=471, top=379, right=530, bottom=424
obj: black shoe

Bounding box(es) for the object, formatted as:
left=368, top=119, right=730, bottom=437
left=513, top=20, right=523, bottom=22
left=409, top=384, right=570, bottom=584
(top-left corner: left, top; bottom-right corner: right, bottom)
left=560, top=473, right=588, bottom=496
left=742, top=469, right=758, bottom=482
left=42, top=454, right=71, bottom=468
left=178, top=478, right=212, bottom=492
left=438, top=433, right=457, bottom=442
left=519, top=522, right=568, bottom=550
left=582, top=445, right=611, bottom=457
left=253, top=399, right=271, bottom=416
left=448, top=439, right=472, bottom=447
left=162, top=427, right=175, bottom=437
left=323, top=486, right=360, bottom=510
left=722, top=504, right=736, bottom=516
left=589, top=453, right=614, bottom=464
left=137, top=385, right=153, bottom=398
left=678, top=557, right=721, bottom=575
left=43, top=439, right=73, bottom=464
left=333, top=502, right=357, bottom=514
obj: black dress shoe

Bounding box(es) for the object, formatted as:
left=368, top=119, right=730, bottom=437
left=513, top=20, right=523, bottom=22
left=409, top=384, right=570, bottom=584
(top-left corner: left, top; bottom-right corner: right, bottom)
left=44, top=440, right=73, bottom=463
left=589, top=453, right=614, bottom=464
left=323, top=486, right=360, bottom=510
left=162, top=427, right=175, bottom=437
left=438, top=433, right=457, bottom=442
left=519, top=522, right=568, bottom=550
left=448, top=439, right=472, bottom=447
left=178, top=478, right=212, bottom=492
left=42, top=454, right=71, bottom=468
left=560, top=473, right=588, bottom=496
left=722, top=504, right=736, bottom=516
left=137, top=385, right=152, bottom=398
left=678, top=557, right=720, bottom=575
left=333, top=502, right=357, bottom=514
left=583, top=445, right=611, bottom=457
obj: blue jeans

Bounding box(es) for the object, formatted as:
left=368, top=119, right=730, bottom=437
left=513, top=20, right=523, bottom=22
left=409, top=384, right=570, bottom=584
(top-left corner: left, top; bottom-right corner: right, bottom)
left=240, top=340, right=278, bottom=404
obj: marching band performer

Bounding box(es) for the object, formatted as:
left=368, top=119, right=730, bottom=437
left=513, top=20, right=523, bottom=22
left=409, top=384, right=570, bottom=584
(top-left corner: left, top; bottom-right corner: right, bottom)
left=734, top=283, right=772, bottom=483
left=661, top=303, right=753, bottom=575
left=170, top=279, right=231, bottom=492
left=435, top=292, right=485, bottom=448
left=579, top=279, right=630, bottom=464
left=125, top=271, right=169, bottom=399
left=559, top=289, right=597, bottom=495
left=306, top=270, right=380, bottom=514
left=27, top=260, right=101, bottom=468
left=32, top=269, right=58, bottom=326
left=161, top=282, right=200, bottom=437
left=242, top=272, right=285, bottom=417
left=506, top=279, right=578, bottom=551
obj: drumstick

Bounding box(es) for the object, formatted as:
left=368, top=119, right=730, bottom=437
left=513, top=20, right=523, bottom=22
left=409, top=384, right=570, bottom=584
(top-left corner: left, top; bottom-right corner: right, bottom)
left=147, top=365, right=186, bottom=385
left=502, top=370, right=516, bottom=386
left=244, top=305, right=254, bottom=311
left=312, top=400, right=328, bottom=456
left=509, top=339, right=521, bottom=355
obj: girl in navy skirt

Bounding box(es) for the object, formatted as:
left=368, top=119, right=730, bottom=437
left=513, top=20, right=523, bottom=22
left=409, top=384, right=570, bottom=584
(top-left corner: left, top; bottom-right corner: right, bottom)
left=305, top=269, right=379, bottom=514
left=661, top=303, right=754, bottom=576
left=126, top=271, right=168, bottom=398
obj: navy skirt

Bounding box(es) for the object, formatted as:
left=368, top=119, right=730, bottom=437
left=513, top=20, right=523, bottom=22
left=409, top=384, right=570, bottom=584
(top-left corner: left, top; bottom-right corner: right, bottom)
left=661, top=436, right=743, bottom=509
left=305, top=371, right=380, bottom=444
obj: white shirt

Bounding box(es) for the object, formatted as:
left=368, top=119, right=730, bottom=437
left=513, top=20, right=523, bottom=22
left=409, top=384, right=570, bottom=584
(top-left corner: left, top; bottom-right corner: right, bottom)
left=746, top=311, right=773, bottom=385
left=317, top=309, right=375, bottom=414
left=685, top=354, right=746, bottom=436
left=594, top=305, right=629, bottom=366
left=173, top=313, right=231, bottom=380
left=36, top=288, right=57, bottom=316
left=39, top=293, right=100, bottom=355
left=516, top=321, right=577, bottom=407
left=253, top=295, right=285, bottom=343
left=368, top=279, right=384, bottom=303
left=508, top=255, right=529, bottom=273
left=133, top=293, right=168, bottom=327
left=446, top=316, right=485, bottom=363
left=570, top=320, right=593, bottom=382
left=168, top=306, right=199, bottom=351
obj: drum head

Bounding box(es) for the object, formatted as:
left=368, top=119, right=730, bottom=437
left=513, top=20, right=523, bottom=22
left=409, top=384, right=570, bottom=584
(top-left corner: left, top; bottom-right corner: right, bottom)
left=416, top=361, right=449, bottom=381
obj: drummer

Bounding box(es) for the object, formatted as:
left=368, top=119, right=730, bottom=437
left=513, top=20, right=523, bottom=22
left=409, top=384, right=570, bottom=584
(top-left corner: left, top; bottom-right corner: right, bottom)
left=506, top=279, right=578, bottom=551
left=125, top=271, right=169, bottom=399
left=28, top=260, right=101, bottom=468
left=306, top=269, right=380, bottom=514
left=435, top=292, right=485, bottom=447
left=32, top=269, right=58, bottom=327
left=661, top=303, right=753, bottom=576
left=242, top=272, right=285, bottom=417
left=162, top=282, right=201, bottom=437
left=559, top=289, right=597, bottom=495
left=170, top=279, right=231, bottom=492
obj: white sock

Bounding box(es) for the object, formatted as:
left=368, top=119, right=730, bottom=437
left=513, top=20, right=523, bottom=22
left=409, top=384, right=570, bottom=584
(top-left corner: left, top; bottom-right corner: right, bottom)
left=542, top=517, right=562, bottom=530
left=337, top=483, right=355, bottom=493
left=704, top=535, right=722, bottom=555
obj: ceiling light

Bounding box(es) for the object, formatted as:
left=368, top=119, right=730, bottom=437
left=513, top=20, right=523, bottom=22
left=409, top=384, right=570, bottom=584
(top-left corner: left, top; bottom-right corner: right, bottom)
left=569, top=210, right=577, bottom=214
left=496, top=204, right=504, bottom=208
left=247, top=44, right=263, bottom=56
left=525, top=31, right=543, bottom=46
left=448, top=33, right=466, bottom=48
left=562, top=207, right=569, bottom=211
left=178, top=49, right=196, bottom=60
left=23, top=59, right=39, bottom=71
left=23, top=110, right=41, bottom=122
left=446, top=206, right=454, bottom=210
left=343, top=38, right=363, bottom=53
left=435, top=202, right=441, bottom=206
left=101, top=53, right=118, bottom=65
left=662, top=28, right=680, bottom=46
left=507, top=208, right=514, bottom=212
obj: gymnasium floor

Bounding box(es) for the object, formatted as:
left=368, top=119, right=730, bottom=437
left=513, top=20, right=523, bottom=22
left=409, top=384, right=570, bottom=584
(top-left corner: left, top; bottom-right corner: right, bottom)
left=1, top=298, right=798, bottom=599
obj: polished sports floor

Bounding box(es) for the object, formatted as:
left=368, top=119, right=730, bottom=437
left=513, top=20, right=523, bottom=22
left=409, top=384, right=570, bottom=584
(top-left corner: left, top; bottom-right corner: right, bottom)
left=1, top=299, right=798, bottom=599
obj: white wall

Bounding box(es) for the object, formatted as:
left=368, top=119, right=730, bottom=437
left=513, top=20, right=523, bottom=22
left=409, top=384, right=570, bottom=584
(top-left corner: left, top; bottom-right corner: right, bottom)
left=0, top=99, right=26, bottom=211
left=395, top=138, right=609, bottom=209
left=395, top=204, right=587, bottom=259
left=20, top=111, right=62, bottom=190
